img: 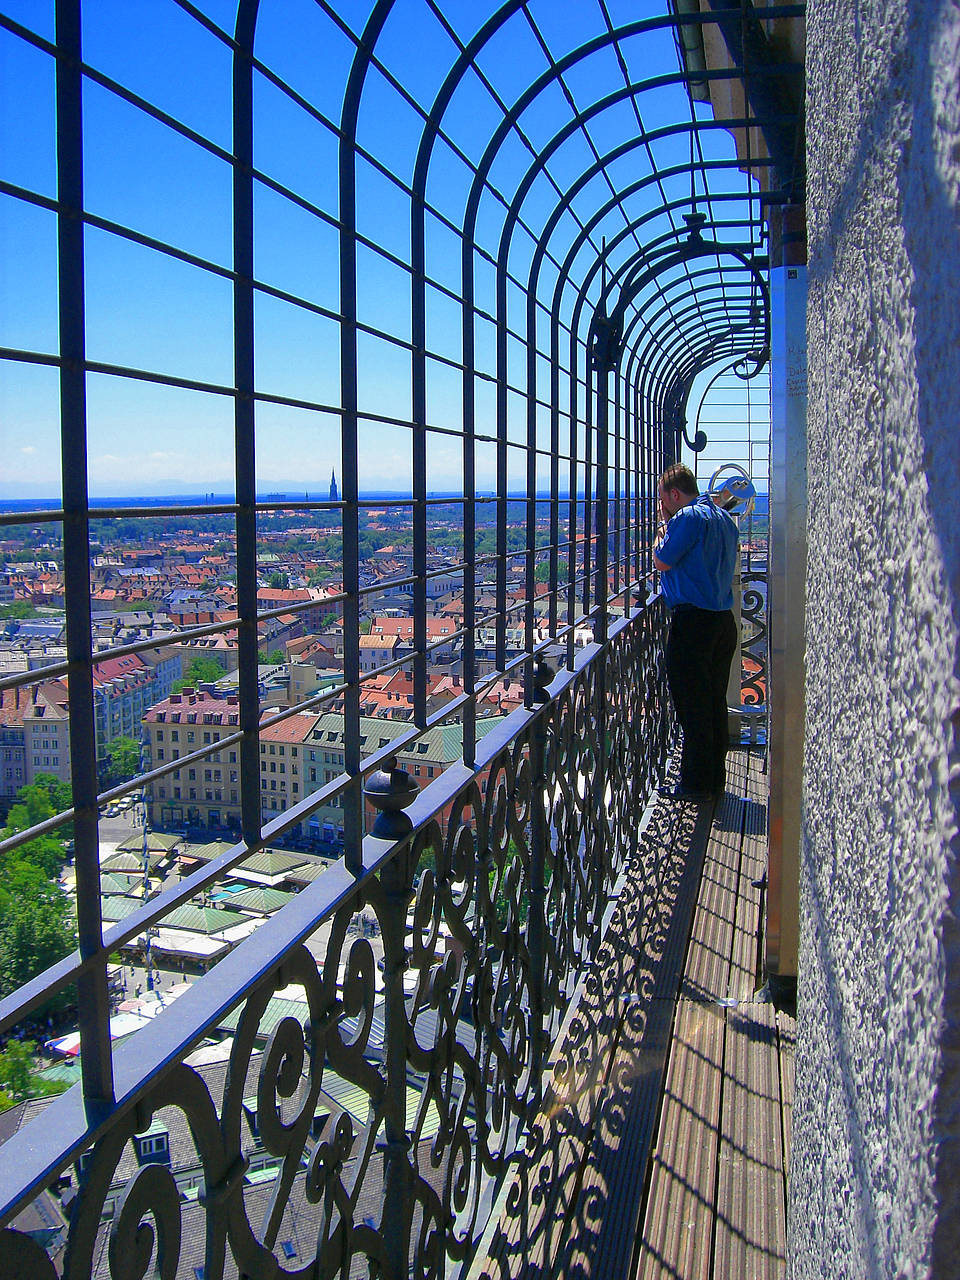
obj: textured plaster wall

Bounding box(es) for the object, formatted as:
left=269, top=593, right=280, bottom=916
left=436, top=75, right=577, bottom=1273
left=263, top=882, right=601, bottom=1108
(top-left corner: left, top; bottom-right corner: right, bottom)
left=791, top=1, right=960, bottom=1276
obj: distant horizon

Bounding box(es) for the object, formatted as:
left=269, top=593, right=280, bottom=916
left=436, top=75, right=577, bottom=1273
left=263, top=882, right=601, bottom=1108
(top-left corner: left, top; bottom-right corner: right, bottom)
left=0, top=486, right=769, bottom=510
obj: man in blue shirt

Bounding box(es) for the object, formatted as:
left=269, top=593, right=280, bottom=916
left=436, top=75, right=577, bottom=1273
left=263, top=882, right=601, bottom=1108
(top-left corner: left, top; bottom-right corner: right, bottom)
left=653, top=463, right=739, bottom=802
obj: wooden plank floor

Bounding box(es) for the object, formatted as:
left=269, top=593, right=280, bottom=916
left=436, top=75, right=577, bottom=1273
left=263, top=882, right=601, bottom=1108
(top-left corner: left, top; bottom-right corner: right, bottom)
left=472, top=792, right=717, bottom=1280
left=634, top=747, right=795, bottom=1280
left=470, top=747, right=793, bottom=1280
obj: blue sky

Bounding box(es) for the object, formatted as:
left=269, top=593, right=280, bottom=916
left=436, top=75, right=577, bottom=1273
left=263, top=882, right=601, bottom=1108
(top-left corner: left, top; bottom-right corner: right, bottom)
left=0, top=0, right=767, bottom=500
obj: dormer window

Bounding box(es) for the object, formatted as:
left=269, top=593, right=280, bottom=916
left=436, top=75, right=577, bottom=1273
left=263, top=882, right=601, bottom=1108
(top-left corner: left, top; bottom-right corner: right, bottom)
left=135, top=1129, right=169, bottom=1163
left=242, top=1097, right=261, bottom=1143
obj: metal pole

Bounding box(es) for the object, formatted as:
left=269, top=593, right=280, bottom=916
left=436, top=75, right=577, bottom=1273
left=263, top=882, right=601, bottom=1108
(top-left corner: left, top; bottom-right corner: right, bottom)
left=56, top=0, right=114, bottom=1118
left=232, top=1, right=262, bottom=851
left=766, top=204, right=806, bottom=998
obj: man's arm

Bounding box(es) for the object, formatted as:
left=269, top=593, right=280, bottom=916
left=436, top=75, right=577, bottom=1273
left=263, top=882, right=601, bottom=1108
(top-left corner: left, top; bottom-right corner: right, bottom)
left=652, top=518, right=670, bottom=571
left=653, top=508, right=696, bottom=572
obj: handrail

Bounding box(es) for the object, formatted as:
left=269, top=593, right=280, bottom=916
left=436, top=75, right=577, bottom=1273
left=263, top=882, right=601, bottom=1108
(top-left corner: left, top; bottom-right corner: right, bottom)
left=0, top=603, right=670, bottom=1279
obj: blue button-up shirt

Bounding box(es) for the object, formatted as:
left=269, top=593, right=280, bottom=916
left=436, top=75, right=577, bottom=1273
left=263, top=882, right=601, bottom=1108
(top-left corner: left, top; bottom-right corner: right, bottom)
left=656, top=493, right=738, bottom=611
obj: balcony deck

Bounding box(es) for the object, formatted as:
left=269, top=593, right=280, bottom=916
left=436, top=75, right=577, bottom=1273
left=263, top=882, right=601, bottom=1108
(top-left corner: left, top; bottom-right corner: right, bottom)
left=635, top=746, right=794, bottom=1280
left=474, top=744, right=794, bottom=1280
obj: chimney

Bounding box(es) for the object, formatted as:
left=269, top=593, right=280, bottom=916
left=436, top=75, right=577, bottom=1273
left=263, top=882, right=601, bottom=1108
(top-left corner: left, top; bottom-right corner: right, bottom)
left=170, top=693, right=182, bottom=704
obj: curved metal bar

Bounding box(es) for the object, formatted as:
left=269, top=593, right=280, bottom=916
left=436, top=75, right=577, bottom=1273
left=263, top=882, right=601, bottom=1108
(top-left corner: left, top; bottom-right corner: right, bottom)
left=628, top=299, right=763, bottom=432
left=614, top=233, right=766, bottom=435
left=552, top=209, right=762, bottom=495
left=583, top=227, right=762, bottom=448
left=479, top=77, right=772, bottom=419
left=629, top=285, right=767, bottom=431
left=336, top=0, right=396, bottom=876
left=622, top=267, right=766, bottom=402
left=596, top=237, right=768, bottom=373
left=399, top=9, right=790, bottom=683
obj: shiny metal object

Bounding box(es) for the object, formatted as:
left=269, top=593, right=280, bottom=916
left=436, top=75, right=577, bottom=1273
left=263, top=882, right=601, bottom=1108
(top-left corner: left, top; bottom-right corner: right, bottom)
left=708, top=463, right=758, bottom=517
left=766, top=259, right=807, bottom=983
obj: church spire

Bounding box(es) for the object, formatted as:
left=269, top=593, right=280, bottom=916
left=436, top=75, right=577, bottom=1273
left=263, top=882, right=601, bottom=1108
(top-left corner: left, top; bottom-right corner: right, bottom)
left=329, top=468, right=339, bottom=503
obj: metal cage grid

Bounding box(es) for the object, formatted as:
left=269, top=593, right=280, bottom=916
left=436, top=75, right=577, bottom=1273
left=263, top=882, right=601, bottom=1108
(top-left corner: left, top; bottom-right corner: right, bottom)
left=0, top=1, right=802, bottom=1249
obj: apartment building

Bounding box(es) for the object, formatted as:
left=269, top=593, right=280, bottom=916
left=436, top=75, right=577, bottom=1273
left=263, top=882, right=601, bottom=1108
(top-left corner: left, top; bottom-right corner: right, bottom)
left=299, top=713, right=506, bottom=844
left=259, top=713, right=319, bottom=823
left=142, top=688, right=243, bottom=833
left=22, top=680, right=72, bottom=788
left=0, top=686, right=30, bottom=807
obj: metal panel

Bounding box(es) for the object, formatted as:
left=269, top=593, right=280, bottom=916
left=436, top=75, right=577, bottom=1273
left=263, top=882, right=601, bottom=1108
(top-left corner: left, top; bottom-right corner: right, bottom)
left=766, top=257, right=807, bottom=983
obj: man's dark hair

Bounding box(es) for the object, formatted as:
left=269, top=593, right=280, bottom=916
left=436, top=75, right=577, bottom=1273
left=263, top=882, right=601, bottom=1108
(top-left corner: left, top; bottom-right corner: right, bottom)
left=659, top=463, right=699, bottom=496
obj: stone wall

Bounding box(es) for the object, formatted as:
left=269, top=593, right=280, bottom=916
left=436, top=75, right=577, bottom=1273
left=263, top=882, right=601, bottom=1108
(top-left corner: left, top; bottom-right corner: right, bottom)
left=792, top=1, right=960, bottom=1275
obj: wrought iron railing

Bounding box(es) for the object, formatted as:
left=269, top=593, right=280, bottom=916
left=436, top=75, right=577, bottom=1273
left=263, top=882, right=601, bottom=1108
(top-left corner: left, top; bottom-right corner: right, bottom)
left=0, top=602, right=669, bottom=1279
left=741, top=569, right=769, bottom=710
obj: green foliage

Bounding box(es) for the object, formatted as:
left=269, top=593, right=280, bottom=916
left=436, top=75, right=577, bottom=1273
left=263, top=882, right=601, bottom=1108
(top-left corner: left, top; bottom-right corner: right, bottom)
left=0, top=601, right=40, bottom=619
left=104, top=735, right=140, bottom=783
left=0, top=832, right=64, bottom=880
left=0, top=863, right=76, bottom=1006
left=534, top=558, right=567, bottom=583
left=172, top=655, right=224, bottom=691
left=475, top=527, right=527, bottom=556
left=268, top=649, right=285, bottom=665
left=267, top=570, right=289, bottom=589
left=311, top=527, right=386, bottom=563
left=1, top=774, right=72, bottom=876
left=7, top=773, right=71, bottom=825
left=279, top=534, right=315, bottom=555
left=0, top=1040, right=34, bottom=1103
left=0, top=1040, right=70, bottom=1110
left=485, top=837, right=552, bottom=928
left=0, top=775, right=76, bottom=1012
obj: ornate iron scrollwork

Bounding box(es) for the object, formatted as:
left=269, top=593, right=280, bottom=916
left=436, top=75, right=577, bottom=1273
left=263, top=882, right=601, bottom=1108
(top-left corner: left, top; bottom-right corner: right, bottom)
left=0, top=608, right=670, bottom=1280
left=741, top=572, right=769, bottom=707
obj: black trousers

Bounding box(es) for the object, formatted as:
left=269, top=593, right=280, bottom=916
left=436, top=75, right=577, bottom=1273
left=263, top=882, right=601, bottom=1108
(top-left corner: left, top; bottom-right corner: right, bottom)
left=664, top=606, right=738, bottom=794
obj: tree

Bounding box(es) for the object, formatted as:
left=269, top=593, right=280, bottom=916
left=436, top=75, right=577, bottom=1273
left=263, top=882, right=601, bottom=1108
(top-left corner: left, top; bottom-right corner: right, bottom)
left=6, top=774, right=70, bottom=828
left=267, top=570, right=289, bottom=589
left=173, top=655, right=224, bottom=691
left=1, top=774, right=72, bottom=877
left=0, top=831, right=65, bottom=881
left=0, top=602, right=40, bottom=620
left=104, top=735, right=140, bottom=783
left=0, top=861, right=76, bottom=1007
left=535, top=559, right=568, bottom=583
left=0, top=1040, right=34, bottom=1105
left=0, top=1040, right=70, bottom=1111
left=268, top=649, right=285, bottom=665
